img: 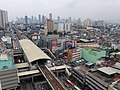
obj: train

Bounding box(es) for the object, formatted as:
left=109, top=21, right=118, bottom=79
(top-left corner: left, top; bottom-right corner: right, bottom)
left=73, top=85, right=81, bottom=90
left=66, top=79, right=81, bottom=90
left=66, top=79, right=74, bottom=86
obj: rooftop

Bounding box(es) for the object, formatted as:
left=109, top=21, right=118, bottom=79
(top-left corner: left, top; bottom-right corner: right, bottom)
left=79, top=39, right=91, bottom=42
left=113, top=80, right=120, bottom=90
left=98, top=67, right=117, bottom=75
left=0, top=54, right=14, bottom=70
left=0, top=54, right=8, bottom=60
left=91, top=67, right=120, bottom=84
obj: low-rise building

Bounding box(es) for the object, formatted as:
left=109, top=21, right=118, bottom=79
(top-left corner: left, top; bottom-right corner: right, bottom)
left=82, top=48, right=106, bottom=63
left=0, top=53, right=18, bottom=90
left=111, top=42, right=120, bottom=50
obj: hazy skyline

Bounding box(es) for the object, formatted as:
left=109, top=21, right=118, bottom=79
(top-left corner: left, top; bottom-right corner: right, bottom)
left=0, top=0, right=120, bottom=23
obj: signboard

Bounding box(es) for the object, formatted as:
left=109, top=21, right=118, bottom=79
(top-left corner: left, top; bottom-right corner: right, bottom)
left=68, top=51, right=72, bottom=60
left=77, top=43, right=100, bottom=47
left=51, top=40, right=57, bottom=47
left=51, top=40, right=57, bottom=53
left=66, top=40, right=76, bottom=49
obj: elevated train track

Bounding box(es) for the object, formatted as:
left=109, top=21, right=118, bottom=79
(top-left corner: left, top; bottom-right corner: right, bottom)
left=37, top=65, right=65, bottom=90
left=14, top=29, right=28, bottom=40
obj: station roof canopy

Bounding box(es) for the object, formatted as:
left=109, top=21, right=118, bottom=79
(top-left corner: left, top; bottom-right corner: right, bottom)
left=19, top=39, right=51, bottom=63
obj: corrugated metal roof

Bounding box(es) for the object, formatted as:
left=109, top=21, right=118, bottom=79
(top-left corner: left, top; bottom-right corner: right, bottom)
left=19, top=39, right=51, bottom=63
left=98, top=67, right=117, bottom=75
left=15, top=63, right=29, bottom=69
left=0, top=54, right=8, bottom=60
left=18, top=70, right=39, bottom=76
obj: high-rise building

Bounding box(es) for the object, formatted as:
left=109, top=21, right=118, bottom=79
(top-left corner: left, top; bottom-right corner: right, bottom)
left=0, top=9, right=8, bottom=28
left=84, top=18, right=92, bottom=27
left=58, top=22, right=65, bottom=32
left=47, top=19, right=54, bottom=33
left=31, top=16, right=34, bottom=21
left=68, top=17, right=72, bottom=23
left=77, top=18, right=81, bottom=26
left=42, top=15, right=45, bottom=24
left=53, top=22, right=58, bottom=31
left=25, top=16, right=28, bottom=25
left=38, top=14, right=41, bottom=24
left=49, top=13, right=52, bottom=20
left=64, top=18, right=72, bottom=32
left=94, top=20, right=106, bottom=27
left=57, top=16, right=60, bottom=23
left=0, top=10, right=2, bottom=28
left=2, top=11, right=6, bottom=27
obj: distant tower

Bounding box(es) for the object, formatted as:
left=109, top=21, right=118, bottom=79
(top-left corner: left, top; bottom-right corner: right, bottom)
left=25, top=16, right=28, bottom=25
left=42, top=15, right=45, bottom=24
left=30, top=16, right=33, bottom=24
left=31, top=16, right=34, bottom=21
left=38, top=14, right=41, bottom=24
left=57, top=16, right=60, bottom=23
left=68, top=17, right=72, bottom=23
left=49, top=13, right=52, bottom=20
left=77, top=18, right=81, bottom=26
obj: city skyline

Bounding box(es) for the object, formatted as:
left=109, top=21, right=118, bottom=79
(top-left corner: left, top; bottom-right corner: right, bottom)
left=0, top=0, right=120, bottom=23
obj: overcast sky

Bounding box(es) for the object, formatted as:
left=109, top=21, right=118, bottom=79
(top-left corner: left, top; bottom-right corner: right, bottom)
left=0, top=0, right=120, bottom=22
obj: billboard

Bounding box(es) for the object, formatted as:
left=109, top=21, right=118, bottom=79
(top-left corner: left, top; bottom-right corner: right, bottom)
left=51, top=40, right=57, bottom=53
left=68, top=50, right=73, bottom=60
left=51, top=40, right=57, bottom=47
left=66, top=40, right=76, bottom=49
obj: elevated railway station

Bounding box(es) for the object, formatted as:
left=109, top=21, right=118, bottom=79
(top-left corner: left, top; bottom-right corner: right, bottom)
left=11, top=29, right=68, bottom=90
left=18, top=39, right=66, bottom=90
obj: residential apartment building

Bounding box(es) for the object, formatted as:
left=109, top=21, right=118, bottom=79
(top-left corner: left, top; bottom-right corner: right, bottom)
left=0, top=9, right=8, bottom=28
left=47, top=19, right=54, bottom=33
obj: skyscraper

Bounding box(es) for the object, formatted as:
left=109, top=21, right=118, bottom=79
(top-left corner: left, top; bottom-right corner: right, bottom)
left=31, top=16, right=34, bottom=21
left=42, top=15, right=45, bottom=24
left=0, top=9, right=2, bottom=28
left=77, top=18, right=81, bottom=26
left=49, top=13, right=52, bottom=20
left=25, top=16, right=28, bottom=25
left=38, top=14, right=41, bottom=24
left=0, top=9, right=8, bottom=28
left=64, top=18, right=72, bottom=32
left=84, top=18, right=92, bottom=27
left=57, top=16, right=60, bottom=23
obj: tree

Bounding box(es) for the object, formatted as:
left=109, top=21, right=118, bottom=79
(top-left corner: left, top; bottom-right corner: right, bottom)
left=58, top=32, right=63, bottom=37
left=48, top=32, right=52, bottom=35
left=53, top=30, right=57, bottom=34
